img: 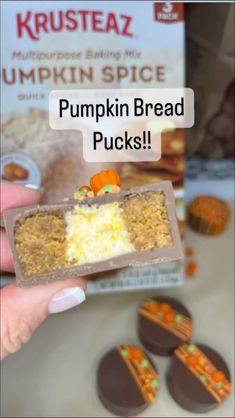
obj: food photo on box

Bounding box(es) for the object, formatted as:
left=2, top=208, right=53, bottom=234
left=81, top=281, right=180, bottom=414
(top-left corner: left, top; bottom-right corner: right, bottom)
left=0, top=1, right=234, bottom=418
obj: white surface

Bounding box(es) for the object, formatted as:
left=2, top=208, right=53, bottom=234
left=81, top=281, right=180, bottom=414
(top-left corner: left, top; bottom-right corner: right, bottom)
left=1, top=203, right=234, bottom=418
left=185, top=179, right=234, bottom=201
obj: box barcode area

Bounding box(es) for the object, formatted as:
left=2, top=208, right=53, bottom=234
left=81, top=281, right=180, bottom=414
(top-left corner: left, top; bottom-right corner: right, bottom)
left=87, top=262, right=183, bottom=294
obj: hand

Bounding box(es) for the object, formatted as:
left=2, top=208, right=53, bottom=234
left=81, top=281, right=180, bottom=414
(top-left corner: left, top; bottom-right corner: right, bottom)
left=0, top=182, right=86, bottom=360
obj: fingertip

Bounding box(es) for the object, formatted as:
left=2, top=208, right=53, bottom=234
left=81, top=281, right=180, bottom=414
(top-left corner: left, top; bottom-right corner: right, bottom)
left=48, top=286, right=86, bottom=314
left=1, top=181, right=42, bottom=214
left=56, top=276, right=87, bottom=293
left=0, top=230, right=14, bottom=272
left=3, top=276, right=86, bottom=300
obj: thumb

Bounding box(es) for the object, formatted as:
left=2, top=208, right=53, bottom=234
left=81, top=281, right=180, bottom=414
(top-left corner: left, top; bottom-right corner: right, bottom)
left=1, top=277, right=86, bottom=359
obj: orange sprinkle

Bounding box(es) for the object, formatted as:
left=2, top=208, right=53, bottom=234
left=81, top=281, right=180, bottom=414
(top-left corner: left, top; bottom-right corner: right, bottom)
left=189, top=261, right=197, bottom=270
left=186, top=247, right=194, bottom=257
left=148, top=305, right=159, bottom=315
left=212, top=371, right=225, bottom=383
left=198, top=356, right=206, bottom=366
left=147, top=393, right=155, bottom=402
left=186, top=261, right=198, bottom=278
left=158, top=303, right=171, bottom=313
left=129, top=347, right=143, bottom=361
left=187, top=355, right=199, bottom=367
left=164, top=312, right=175, bottom=324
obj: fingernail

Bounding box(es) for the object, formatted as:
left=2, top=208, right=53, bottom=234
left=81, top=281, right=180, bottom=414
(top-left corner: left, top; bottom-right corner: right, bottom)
left=25, top=183, right=40, bottom=190
left=48, top=287, right=86, bottom=314
left=25, top=183, right=44, bottom=194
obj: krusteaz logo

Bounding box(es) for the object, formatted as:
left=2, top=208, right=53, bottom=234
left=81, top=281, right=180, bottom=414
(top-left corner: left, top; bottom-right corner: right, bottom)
left=16, top=9, right=134, bottom=41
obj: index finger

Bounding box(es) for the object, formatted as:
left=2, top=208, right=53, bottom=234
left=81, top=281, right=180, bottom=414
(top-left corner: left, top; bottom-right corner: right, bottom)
left=1, top=181, right=41, bottom=215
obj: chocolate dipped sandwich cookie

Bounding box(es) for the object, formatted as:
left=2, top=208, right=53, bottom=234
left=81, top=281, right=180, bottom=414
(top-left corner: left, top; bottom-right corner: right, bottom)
left=97, top=345, right=160, bottom=417
left=167, top=343, right=232, bottom=413
left=4, top=181, right=183, bottom=287
left=187, top=195, right=230, bottom=235
left=138, top=297, right=193, bottom=356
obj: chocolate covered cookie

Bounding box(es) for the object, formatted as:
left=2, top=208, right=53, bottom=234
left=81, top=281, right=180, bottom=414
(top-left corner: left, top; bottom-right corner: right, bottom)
left=167, top=343, right=231, bottom=413
left=97, top=345, right=159, bottom=417
left=187, top=195, right=230, bottom=235
left=4, top=182, right=183, bottom=287
left=138, top=297, right=193, bottom=356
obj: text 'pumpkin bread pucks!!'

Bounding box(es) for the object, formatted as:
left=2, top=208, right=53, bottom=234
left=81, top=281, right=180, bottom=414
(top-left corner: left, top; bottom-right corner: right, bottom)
left=3, top=180, right=183, bottom=287
left=97, top=345, right=160, bottom=417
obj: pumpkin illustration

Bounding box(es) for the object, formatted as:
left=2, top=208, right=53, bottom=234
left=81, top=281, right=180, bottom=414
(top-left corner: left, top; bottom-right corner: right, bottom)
left=90, top=170, right=121, bottom=194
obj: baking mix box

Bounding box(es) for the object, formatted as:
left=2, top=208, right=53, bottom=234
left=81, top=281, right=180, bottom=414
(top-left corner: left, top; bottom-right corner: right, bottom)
left=1, top=1, right=185, bottom=293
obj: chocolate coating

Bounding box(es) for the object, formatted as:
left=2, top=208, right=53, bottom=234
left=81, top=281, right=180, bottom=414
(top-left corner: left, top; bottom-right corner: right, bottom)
left=3, top=181, right=183, bottom=287
left=138, top=297, right=192, bottom=356
left=167, top=343, right=231, bottom=413
left=97, top=346, right=159, bottom=417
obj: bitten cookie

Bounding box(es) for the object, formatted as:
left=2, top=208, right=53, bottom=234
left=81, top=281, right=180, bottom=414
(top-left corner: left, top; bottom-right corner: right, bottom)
left=167, top=343, right=231, bottom=413
left=138, top=297, right=193, bottom=356
left=187, top=195, right=230, bottom=235
left=97, top=345, right=160, bottom=417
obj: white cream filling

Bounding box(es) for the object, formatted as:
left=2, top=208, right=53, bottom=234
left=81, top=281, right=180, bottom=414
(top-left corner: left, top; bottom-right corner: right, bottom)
left=65, top=202, right=134, bottom=265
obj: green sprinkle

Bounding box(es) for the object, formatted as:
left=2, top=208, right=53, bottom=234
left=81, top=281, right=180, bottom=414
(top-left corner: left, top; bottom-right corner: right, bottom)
left=102, top=184, right=113, bottom=193
left=175, top=314, right=183, bottom=322
left=200, top=375, right=207, bottom=383
left=151, top=379, right=159, bottom=388
left=74, top=189, right=86, bottom=195
left=215, top=382, right=223, bottom=389
left=187, top=344, right=196, bottom=353
left=120, top=349, right=129, bottom=358
left=141, top=359, right=149, bottom=368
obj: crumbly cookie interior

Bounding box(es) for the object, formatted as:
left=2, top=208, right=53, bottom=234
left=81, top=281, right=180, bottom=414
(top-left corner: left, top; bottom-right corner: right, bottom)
left=14, top=191, right=173, bottom=277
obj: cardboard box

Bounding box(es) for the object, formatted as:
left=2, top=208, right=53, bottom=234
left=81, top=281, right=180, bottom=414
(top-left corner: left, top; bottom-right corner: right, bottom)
left=1, top=1, right=185, bottom=292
